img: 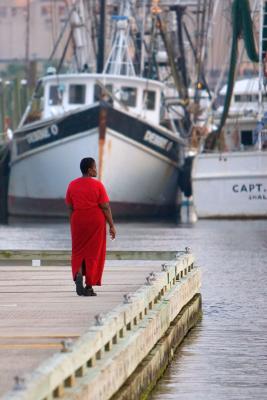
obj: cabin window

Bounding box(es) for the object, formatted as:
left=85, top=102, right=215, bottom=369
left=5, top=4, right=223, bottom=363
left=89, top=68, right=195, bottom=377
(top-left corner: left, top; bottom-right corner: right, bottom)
left=49, top=85, right=62, bottom=105
left=69, top=84, right=86, bottom=104
left=94, top=84, right=113, bottom=102
left=241, top=130, right=253, bottom=146
left=120, top=87, right=137, bottom=107
left=143, top=90, right=156, bottom=110
left=234, top=94, right=256, bottom=102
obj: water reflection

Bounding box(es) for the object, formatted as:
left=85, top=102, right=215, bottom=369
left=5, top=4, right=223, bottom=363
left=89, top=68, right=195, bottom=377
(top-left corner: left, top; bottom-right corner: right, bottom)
left=150, top=220, right=267, bottom=400
left=0, top=219, right=266, bottom=399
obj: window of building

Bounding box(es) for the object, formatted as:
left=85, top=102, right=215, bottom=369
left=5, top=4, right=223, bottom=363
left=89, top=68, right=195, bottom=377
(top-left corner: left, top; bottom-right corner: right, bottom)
left=58, top=5, right=66, bottom=16
left=143, top=90, right=156, bottom=110
left=69, top=84, right=86, bottom=104
left=120, top=87, right=137, bottom=107
left=41, top=5, right=51, bottom=16
left=11, top=7, right=17, bottom=17
left=49, top=86, right=62, bottom=105
left=0, top=6, right=7, bottom=17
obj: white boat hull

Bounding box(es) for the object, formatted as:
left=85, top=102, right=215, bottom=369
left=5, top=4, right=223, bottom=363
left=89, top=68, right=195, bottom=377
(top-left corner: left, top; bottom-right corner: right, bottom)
left=192, top=151, right=267, bottom=218
left=8, top=105, right=180, bottom=218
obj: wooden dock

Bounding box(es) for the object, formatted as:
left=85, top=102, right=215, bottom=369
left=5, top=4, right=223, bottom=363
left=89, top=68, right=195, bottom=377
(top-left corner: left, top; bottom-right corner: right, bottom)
left=0, top=250, right=201, bottom=399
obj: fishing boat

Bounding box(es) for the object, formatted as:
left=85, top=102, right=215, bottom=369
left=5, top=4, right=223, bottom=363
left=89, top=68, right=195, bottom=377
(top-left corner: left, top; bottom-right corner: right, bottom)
left=7, top=1, right=185, bottom=219
left=192, top=0, right=267, bottom=218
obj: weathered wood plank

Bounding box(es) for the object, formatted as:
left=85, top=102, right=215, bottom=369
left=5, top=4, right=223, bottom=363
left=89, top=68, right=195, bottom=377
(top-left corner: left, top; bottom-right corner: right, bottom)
left=0, top=250, right=180, bottom=263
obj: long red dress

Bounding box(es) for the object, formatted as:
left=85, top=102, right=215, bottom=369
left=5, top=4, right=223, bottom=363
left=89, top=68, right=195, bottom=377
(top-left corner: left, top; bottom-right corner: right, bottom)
left=65, top=177, right=109, bottom=286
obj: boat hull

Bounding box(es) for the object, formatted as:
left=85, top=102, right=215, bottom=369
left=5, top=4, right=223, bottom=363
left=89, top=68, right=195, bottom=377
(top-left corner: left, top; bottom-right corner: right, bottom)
left=8, top=104, right=180, bottom=218
left=192, top=151, right=267, bottom=218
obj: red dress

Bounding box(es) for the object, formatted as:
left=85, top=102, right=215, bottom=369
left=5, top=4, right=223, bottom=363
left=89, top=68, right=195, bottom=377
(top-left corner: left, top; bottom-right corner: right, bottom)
left=65, top=177, right=109, bottom=286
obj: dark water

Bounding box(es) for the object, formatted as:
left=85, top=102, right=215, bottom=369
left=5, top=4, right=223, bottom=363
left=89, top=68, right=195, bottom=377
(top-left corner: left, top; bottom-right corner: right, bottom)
left=0, top=219, right=267, bottom=399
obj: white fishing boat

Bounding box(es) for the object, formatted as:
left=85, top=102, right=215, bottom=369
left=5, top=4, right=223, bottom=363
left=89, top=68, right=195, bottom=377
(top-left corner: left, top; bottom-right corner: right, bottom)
left=192, top=0, right=267, bottom=218
left=8, top=1, right=185, bottom=218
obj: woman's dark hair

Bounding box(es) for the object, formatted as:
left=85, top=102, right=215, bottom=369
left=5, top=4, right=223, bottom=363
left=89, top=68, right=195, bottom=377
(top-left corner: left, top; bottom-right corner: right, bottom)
left=80, top=157, right=95, bottom=175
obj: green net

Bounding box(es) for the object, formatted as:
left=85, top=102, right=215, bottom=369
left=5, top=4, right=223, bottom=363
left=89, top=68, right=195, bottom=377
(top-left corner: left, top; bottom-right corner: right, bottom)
left=216, top=0, right=259, bottom=136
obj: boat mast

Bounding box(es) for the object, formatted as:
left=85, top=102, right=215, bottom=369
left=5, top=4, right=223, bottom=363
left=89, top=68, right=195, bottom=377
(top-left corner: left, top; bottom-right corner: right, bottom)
left=97, top=0, right=106, bottom=73
left=70, top=0, right=91, bottom=71
left=258, top=0, right=264, bottom=150
left=103, top=0, right=136, bottom=76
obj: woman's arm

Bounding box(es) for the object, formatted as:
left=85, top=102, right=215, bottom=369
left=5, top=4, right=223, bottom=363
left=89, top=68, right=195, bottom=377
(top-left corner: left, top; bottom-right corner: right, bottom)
left=99, top=202, right=116, bottom=239
left=67, top=205, right=73, bottom=221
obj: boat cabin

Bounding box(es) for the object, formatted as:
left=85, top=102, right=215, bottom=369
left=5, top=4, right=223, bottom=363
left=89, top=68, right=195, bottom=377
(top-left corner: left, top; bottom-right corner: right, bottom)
left=23, top=73, right=163, bottom=126
left=216, top=77, right=267, bottom=151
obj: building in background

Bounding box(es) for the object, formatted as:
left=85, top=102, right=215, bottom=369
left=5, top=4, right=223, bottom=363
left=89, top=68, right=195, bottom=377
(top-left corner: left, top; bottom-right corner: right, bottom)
left=0, top=0, right=68, bottom=64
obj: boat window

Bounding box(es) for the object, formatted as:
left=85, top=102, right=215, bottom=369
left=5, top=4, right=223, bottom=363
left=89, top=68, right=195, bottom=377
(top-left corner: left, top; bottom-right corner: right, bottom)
left=120, top=87, right=137, bottom=107
left=69, top=84, right=86, bottom=104
left=143, top=90, right=156, bottom=110
left=49, top=85, right=62, bottom=105
left=234, top=94, right=256, bottom=102
left=94, top=84, right=113, bottom=102
left=241, top=130, right=253, bottom=146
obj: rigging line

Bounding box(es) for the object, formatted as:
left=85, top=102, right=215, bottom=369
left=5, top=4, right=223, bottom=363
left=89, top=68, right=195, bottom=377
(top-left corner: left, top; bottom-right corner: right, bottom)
left=57, top=29, right=73, bottom=73
left=194, top=0, right=202, bottom=85
left=201, top=0, right=214, bottom=69
left=198, top=0, right=208, bottom=80
left=25, top=0, right=30, bottom=63
left=50, top=0, right=57, bottom=51
left=157, top=15, right=186, bottom=98
left=71, top=28, right=80, bottom=72
left=48, top=5, right=76, bottom=63
left=83, top=1, right=96, bottom=65
left=182, top=22, right=212, bottom=99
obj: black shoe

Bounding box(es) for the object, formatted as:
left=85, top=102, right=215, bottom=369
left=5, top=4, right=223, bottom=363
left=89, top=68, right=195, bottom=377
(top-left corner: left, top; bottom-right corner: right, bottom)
left=83, top=286, right=97, bottom=296
left=75, top=273, right=84, bottom=296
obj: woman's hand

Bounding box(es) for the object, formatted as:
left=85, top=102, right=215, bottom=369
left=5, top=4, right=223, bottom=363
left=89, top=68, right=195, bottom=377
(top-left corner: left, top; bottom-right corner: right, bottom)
left=109, top=225, right=116, bottom=240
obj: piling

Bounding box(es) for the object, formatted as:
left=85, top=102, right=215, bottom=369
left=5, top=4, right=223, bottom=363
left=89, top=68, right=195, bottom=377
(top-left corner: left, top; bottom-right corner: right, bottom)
left=0, top=143, right=10, bottom=224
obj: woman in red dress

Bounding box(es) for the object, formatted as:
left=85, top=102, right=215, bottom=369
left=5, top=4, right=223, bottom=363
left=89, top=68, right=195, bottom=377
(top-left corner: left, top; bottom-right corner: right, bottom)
left=65, top=158, right=116, bottom=296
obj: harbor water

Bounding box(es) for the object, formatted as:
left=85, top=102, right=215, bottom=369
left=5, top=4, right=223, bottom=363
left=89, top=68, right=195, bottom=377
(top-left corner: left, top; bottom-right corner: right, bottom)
left=0, top=219, right=266, bottom=399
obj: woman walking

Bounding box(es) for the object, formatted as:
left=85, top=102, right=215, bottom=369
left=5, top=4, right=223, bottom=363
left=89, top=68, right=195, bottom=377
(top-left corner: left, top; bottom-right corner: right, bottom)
left=65, top=157, right=116, bottom=296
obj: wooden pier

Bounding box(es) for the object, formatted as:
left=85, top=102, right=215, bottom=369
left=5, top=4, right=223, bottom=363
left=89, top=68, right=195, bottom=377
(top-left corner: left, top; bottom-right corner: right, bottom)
left=0, top=250, right=201, bottom=399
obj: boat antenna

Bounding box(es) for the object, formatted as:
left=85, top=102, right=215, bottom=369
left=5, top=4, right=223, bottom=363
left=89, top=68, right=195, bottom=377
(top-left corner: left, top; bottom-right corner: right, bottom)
left=103, top=1, right=136, bottom=76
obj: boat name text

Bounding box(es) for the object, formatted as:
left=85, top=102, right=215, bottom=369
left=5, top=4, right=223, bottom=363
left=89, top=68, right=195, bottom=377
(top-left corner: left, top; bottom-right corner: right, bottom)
left=232, top=183, right=267, bottom=200
left=232, top=183, right=265, bottom=193
left=144, top=130, right=173, bottom=151
left=26, top=125, right=59, bottom=144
